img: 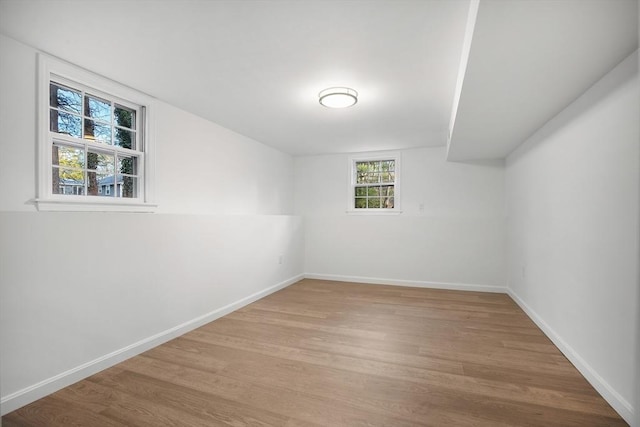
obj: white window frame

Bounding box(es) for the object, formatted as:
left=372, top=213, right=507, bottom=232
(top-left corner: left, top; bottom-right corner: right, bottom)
left=347, top=151, right=402, bottom=215
left=36, top=54, right=157, bottom=212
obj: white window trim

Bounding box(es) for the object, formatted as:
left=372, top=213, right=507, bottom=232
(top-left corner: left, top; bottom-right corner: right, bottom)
left=35, top=53, right=157, bottom=213
left=346, top=151, right=402, bottom=215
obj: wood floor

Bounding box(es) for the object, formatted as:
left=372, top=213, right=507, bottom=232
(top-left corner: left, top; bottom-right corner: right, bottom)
left=2, top=279, right=627, bottom=426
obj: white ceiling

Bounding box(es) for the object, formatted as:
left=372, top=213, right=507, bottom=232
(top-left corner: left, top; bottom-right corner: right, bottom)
left=0, top=0, right=637, bottom=158
left=0, top=0, right=469, bottom=156
left=448, top=0, right=638, bottom=161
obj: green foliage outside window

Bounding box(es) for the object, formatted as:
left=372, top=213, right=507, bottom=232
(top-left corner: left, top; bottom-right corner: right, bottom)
left=354, top=160, right=395, bottom=209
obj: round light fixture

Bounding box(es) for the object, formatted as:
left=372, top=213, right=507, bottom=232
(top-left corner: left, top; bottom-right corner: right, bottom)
left=318, top=87, right=358, bottom=108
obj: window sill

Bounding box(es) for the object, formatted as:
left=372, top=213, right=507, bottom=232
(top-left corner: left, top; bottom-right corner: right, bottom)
left=346, top=209, right=403, bottom=216
left=34, top=198, right=158, bottom=213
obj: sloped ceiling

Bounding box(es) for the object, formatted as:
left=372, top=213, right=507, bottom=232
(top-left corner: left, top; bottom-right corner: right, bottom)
left=447, top=0, right=638, bottom=161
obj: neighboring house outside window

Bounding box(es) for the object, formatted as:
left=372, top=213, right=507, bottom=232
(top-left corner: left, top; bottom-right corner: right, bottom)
left=348, top=152, right=401, bottom=213
left=58, top=178, right=84, bottom=195
left=98, top=175, right=124, bottom=197
left=36, top=54, right=156, bottom=212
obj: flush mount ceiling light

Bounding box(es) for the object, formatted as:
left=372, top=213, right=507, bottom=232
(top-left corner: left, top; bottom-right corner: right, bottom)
left=318, top=87, right=358, bottom=108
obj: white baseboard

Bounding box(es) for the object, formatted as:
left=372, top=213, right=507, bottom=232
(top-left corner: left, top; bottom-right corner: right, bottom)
left=0, top=273, right=304, bottom=416
left=4, top=274, right=631, bottom=425
left=507, top=288, right=634, bottom=425
left=304, top=273, right=507, bottom=293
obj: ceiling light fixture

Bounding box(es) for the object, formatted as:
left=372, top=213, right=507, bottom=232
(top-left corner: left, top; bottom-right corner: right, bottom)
left=318, top=87, right=358, bottom=108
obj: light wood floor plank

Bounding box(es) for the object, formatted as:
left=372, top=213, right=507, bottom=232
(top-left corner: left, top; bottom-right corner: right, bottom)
left=2, top=279, right=628, bottom=426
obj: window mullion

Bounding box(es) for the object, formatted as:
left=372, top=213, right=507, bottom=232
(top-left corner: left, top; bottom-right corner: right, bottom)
left=83, top=143, right=88, bottom=196
left=81, top=87, right=86, bottom=141
left=110, top=99, right=115, bottom=147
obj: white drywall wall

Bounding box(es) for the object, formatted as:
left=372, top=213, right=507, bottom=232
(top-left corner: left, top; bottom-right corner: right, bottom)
left=506, top=51, right=639, bottom=424
left=0, top=34, right=304, bottom=414
left=295, top=147, right=506, bottom=289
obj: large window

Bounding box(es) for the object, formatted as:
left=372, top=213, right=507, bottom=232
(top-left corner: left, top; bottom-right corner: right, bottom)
left=349, top=153, right=401, bottom=213
left=37, top=55, right=155, bottom=212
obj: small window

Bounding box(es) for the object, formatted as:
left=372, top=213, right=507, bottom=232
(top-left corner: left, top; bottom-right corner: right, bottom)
left=37, top=54, right=156, bottom=212
left=348, top=153, right=401, bottom=213
left=49, top=81, right=140, bottom=199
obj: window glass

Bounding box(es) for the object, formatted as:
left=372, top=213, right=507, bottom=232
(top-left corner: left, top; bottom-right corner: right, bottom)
left=50, top=110, right=81, bottom=138
left=85, top=95, right=111, bottom=122
left=50, top=83, right=82, bottom=113
left=353, top=159, right=396, bottom=209
left=47, top=80, right=144, bottom=200
left=114, top=105, right=135, bottom=129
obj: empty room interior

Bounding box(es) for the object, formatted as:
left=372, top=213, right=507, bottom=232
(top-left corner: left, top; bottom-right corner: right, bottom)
left=0, top=0, right=639, bottom=425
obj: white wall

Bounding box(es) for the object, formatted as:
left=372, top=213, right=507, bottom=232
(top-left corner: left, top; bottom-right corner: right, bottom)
left=506, top=51, right=639, bottom=424
left=295, top=147, right=506, bottom=289
left=0, top=34, right=304, bottom=414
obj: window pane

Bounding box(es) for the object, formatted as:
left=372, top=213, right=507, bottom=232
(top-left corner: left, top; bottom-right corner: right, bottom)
left=84, top=119, right=112, bottom=144
left=87, top=171, right=113, bottom=197
left=383, top=160, right=395, bottom=172
left=367, top=186, right=380, bottom=197
left=381, top=172, right=394, bottom=183
left=52, top=167, right=84, bottom=195
left=367, top=198, right=381, bottom=208
left=367, top=173, right=380, bottom=184
left=118, top=154, right=138, bottom=175
left=50, top=110, right=81, bottom=138
left=355, top=187, right=367, bottom=197
left=356, top=161, right=369, bottom=172
left=385, top=197, right=394, bottom=208
left=85, top=95, right=111, bottom=122
left=50, top=83, right=81, bottom=114
left=53, top=143, right=85, bottom=169
left=86, top=151, right=114, bottom=196
left=355, top=197, right=366, bottom=209
left=382, top=185, right=394, bottom=208
left=87, top=151, right=114, bottom=173
left=114, top=128, right=136, bottom=149
left=114, top=105, right=136, bottom=129
left=118, top=175, right=138, bottom=198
